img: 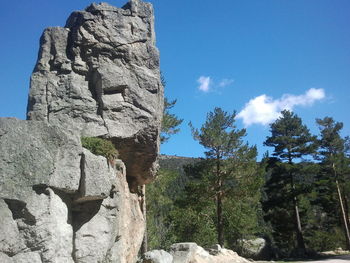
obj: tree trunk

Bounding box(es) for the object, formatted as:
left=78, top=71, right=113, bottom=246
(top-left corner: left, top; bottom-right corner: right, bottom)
left=335, top=179, right=350, bottom=250
left=290, top=167, right=306, bottom=251
left=293, top=195, right=306, bottom=251
left=216, top=155, right=224, bottom=247
left=140, top=185, right=148, bottom=254
left=217, top=190, right=224, bottom=247
left=343, top=194, right=350, bottom=232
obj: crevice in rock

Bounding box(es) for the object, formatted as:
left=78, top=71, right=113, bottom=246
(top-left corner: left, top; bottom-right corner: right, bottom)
left=111, top=128, right=158, bottom=192
left=78, top=153, right=86, bottom=198
left=45, top=81, right=50, bottom=122
left=109, top=185, right=116, bottom=198
left=32, top=184, right=49, bottom=195
left=71, top=200, right=103, bottom=232
left=65, top=15, right=80, bottom=61
left=130, top=23, right=135, bottom=35
left=45, top=187, right=76, bottom=263
left=47, top=187, right=102, bottom=263
left=87, top=69, right=111, bottom=134
left=114, top=39, right=147, bottom=48
left=4, top=199, right=36, bottom=226
left=88, top=70, right=103, bottom=117
left=103, top=85, right=127, bottom=95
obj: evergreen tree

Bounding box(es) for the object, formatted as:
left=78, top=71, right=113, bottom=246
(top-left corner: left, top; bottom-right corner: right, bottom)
left=160, top=73, right=183, bottom=143
left=264, top=110, right=316, bottom=254
left=146, top=168, right=179, bottom=250
left=189, top=107, right=258, bottom=246
left=316, top=117, right=350, bottom=249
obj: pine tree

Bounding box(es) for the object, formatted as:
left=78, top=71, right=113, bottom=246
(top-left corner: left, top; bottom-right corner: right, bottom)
left=190, top=107, right=258, bottom=246
left=264, top=110, right=316, bottom=253
left=316, top=117, right=350, bottom=250
left=160, top=73, right=183, bottom=143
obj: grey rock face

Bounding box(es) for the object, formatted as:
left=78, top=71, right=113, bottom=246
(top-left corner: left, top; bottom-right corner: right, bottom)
left=0, top=118, right=78, bottom=262
left=170, top=243, right=210, bottom=263
left=27, top=0, right=163, bottom=187
left=168, top=243, right=251, bottom=263
left=0, top=118, right=82, bottom=200
left=0, top=118, right=145, bottom=262
left=1, top=1, right=162, bottom=261
left=140, top=250, right=173, bottom=263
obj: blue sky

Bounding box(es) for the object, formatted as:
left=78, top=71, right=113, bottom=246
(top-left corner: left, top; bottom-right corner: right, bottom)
left=1, top=0, right=349, bottom=160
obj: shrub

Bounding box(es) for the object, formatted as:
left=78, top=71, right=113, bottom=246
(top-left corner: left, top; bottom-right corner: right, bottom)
left=81, top=137, right=118, bottom=161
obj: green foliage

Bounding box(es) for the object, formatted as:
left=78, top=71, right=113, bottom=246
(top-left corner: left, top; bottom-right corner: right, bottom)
left=169, top=160, right=218, bottom=246
left=313, top=117, right=350, bottom=250
left=169, top=158, right=264, bottom=249
left=161, top=98, right=183, bottom=143
left=81, top=137, right=118, bottom=161
left=187, top=107, right=261, bottom=247
left=263, top=110, right=317, bottom=253
left=146, top=109, right=350, bottom=256
left=264, top=110, right=317, bottom=162
left=160, top=73, right=183, bottom=144
left=189, top=107, right=247, bottom=159
left=146, top=168, right=179, bottom=250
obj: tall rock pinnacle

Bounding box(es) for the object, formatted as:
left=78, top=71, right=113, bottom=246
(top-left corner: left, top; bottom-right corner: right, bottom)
left=27, top=0, right=163, bottom=187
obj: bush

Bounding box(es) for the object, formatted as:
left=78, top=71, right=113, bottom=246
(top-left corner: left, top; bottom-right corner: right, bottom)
left=81, top=137, right=118, bottom=161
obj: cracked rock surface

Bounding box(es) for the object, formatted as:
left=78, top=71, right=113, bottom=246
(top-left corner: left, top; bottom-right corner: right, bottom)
left=0, top=118, right=145, bottom=262
left=1, top=0, right=161, bottom=262
left=27, top=0, right=163, bottom=187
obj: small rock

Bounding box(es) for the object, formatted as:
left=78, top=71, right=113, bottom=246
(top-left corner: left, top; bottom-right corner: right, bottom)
left=141, top=250, right=173, bottom=263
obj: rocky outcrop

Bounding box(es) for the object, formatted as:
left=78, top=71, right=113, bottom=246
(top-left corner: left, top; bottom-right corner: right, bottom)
left=27, top=0, right=163, bottom=188
left=238, top=238, right=271, bottom=260
left=140, top=250, right=173, bottom=263
left=1, top=0, right=163, bottom=262
left=141, top=243, right=252, bottom=263
left=0, top=118, right=145, bottom=262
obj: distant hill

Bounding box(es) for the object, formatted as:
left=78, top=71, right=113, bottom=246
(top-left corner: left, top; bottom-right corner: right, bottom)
left=158, top=155, right=202, bottom=198
left=159, top=154, right=201, bottom=175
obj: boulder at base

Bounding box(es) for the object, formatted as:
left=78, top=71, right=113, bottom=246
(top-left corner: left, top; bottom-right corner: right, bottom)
left=142, top=243, right=252, bottom=263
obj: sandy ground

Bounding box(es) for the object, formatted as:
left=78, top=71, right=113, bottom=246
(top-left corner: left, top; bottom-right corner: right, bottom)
left=298, top=254, right=350, bottom=263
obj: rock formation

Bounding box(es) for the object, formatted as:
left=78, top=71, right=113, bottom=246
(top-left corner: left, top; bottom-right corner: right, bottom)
left=140, top=243, right=252, bottom=263
left=27, top=0, right=163, bottom=187
left=0, top=0, right=163, bottom=262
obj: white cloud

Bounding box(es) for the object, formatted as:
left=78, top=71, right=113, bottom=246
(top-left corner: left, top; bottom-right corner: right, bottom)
left=218, top=78, right=234, bottom=88
left=197, top=76, right=211, bottom=92
left=237, top=88, right=326, bottom=126
left=197, top=76, right=234, bottom=93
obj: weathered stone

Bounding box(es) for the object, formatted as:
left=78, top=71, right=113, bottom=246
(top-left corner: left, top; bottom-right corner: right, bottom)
left=1, top=1, right=162, bottom=262
left=73, top=157, right=144, bottom=263
left=74, top=148, right=115, bottom=203
left=0, top=253, right=12, bottom=263
left=169, top=243, right=251, bottom=263
left=0, top=118, right=81, bottom=200
left=12, top=252, right=42, bottom=263
left=0, top=252, right=42, bottom=263
left=170, top=243, right=210, bottom=263
left=0, top=200, right=26, bottom=257
left=140, top=249, right=173, bottom=263
left=27, top=0, right=163, bottom=188
left=0, top=118, right=146, bottom=262
left=208, top=244, right=222, bottom=255
left=0, top=184, right=74, bottom=262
